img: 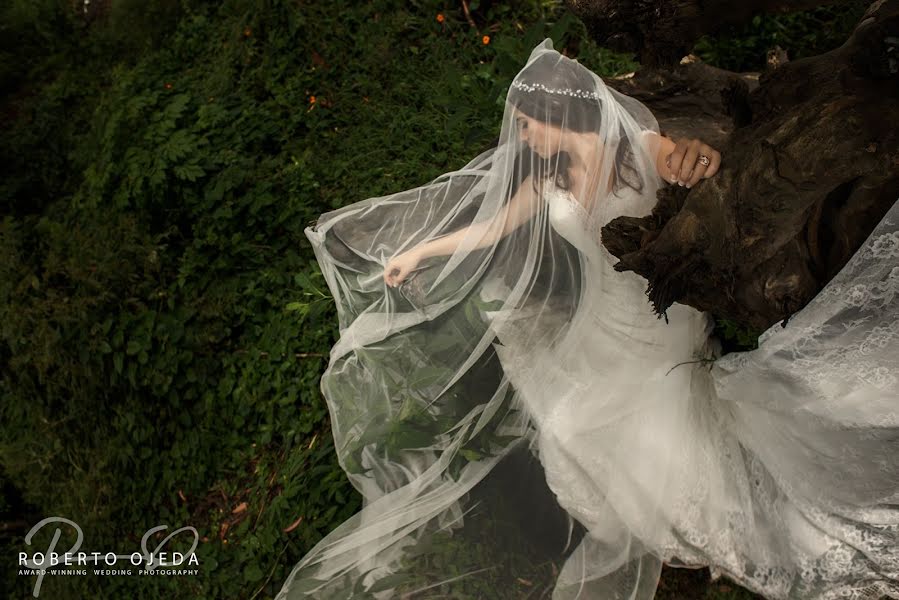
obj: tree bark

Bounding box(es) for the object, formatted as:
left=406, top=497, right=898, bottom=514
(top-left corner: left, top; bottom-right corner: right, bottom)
left=597, top=0, right=899, bottom=332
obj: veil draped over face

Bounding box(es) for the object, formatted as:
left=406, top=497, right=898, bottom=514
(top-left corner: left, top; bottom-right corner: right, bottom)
left=276, top=36, right=899, bottom=600
left=274, top=38, right=670, bottom=599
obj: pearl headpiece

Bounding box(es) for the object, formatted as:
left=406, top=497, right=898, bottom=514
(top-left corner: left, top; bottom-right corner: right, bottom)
left=510, top=80, right=600, bottom=101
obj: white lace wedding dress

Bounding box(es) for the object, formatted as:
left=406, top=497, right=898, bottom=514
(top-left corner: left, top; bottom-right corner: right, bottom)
left=485, top=180, right=899, bottom=599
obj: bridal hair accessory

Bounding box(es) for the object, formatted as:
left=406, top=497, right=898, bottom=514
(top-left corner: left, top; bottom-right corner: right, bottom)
left=698, top=154, right=711, bottom=166
left=510, top=79, right=601, bottom=100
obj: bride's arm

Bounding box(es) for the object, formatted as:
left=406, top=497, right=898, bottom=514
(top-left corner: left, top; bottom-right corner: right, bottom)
left=414, top=174, right=542, bottom=260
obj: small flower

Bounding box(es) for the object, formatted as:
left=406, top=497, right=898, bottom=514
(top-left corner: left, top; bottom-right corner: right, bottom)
left=309, top=95, right=316, bottom=104
left=482, top=35, right=490, bottom=45
left=436, top=13, right=445, bottom=23
left=243, top=27, right=252, bottom=37
left=164, top=82, right=172, bottom=89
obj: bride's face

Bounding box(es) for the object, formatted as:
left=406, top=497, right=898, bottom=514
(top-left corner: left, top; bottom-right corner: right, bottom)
left=512, top=108, right=562, bottom=158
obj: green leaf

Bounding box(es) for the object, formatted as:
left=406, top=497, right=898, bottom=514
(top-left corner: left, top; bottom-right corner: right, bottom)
left=173, top=164, right=205, bottom=182
left=367, top=573, right=413, bottom=593
left=459, top=448, right=483, bottom=462
left=243, top=563, right=264, bottom=583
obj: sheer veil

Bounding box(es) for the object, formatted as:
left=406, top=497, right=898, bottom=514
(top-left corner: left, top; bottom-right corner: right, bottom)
left=274, top=38, right=671, bottom=599
left=275, top=35, right=899, bottom=599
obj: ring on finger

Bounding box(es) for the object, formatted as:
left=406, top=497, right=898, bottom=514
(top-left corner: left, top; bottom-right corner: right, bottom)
left=698, top=154, right=711, bottom=167
left=686, top=163, right=708, bottom=187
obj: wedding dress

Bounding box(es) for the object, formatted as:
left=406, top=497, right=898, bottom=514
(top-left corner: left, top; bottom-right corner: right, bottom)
left=276, top=38, right=899, bottom=600
left=496, top=180, right=899, bottom=600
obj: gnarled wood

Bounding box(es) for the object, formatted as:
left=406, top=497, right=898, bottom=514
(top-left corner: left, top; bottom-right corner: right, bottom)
left=599, top=0, right=899, bottom=332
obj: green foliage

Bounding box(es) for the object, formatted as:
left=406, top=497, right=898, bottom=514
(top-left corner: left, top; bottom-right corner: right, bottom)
left=693, top=1, right=870, bottom=72
left=714, top=317, right=764, bottom=353
left=0, top=0, right=632, bottom=597
left=0, top=0, right=862, bottom=598
left=0, top=0, right=79, bottom=95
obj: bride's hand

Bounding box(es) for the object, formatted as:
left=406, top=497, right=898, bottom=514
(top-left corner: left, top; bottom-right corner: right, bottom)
left=665, top=138, right=722, bottom=189
left=384, top=248, right=423, bottom=288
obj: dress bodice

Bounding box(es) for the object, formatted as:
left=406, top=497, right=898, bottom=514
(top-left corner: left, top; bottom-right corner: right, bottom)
left=543, top=179, right=634, bottom=267
left=545, top=182, right=601, bottom=260
left=542, top=178, right=714, bottom=351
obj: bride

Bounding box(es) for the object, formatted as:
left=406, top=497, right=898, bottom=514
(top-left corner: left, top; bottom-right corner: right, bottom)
left=276, top=39, right=899, bottom=599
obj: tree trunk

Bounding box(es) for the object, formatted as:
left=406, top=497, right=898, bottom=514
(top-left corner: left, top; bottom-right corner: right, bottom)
left=594, top=0, right=899, bottom=332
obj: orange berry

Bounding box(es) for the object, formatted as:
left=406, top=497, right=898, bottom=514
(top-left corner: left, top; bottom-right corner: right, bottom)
left=436, top=14, right=445, bottom=23
left=482, top=35, right=490, bottom=45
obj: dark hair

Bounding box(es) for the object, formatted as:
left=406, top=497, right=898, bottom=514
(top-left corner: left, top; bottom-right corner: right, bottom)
left=506, top=52, right=644, bottom=199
